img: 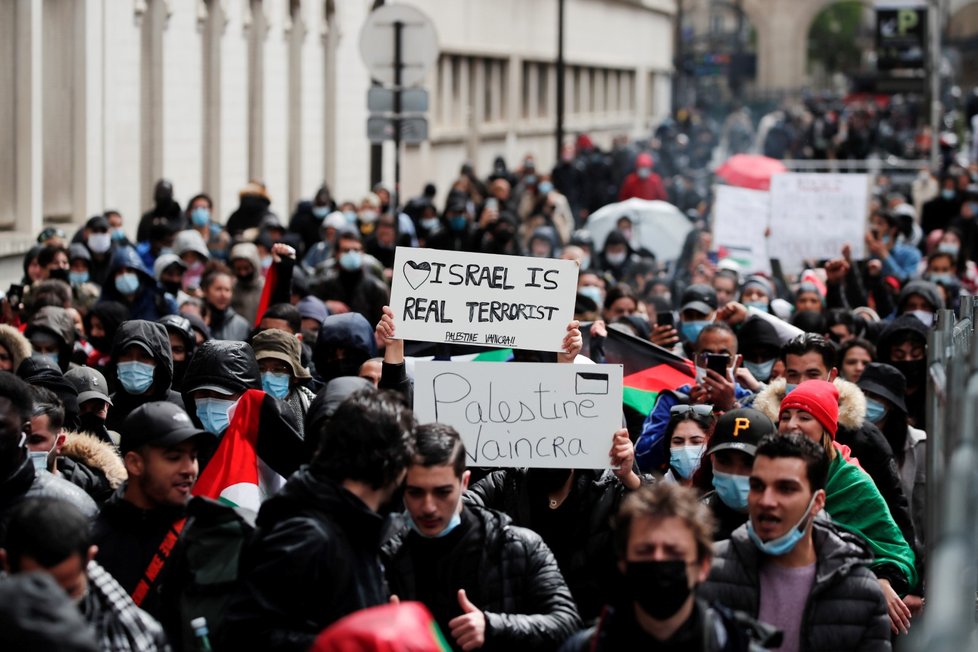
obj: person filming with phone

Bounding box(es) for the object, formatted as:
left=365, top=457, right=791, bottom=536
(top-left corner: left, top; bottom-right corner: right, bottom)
left=636, top=323, right=754, bottom=474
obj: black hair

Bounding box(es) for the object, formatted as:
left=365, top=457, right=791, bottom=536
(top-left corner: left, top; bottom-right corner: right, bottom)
left=187, top=193, right=213, bottom=209
left=36, top=246, right=68, bottom=269
left=603, top=284, right=638, bottom=312
left=780, top=332, right=836, bottom=369
left=0, top=371, right=34, bottom=422
left=29, top=386, right=64, bottom=433
left=824, top=309, right=854, bottom=335
left=695, top=322, right=737, bottom=353
left=791, top=310, right=826, bottom=335
left=755, top=433, right=828, bottom=493
left=311, top=390, right=416, bottom=490
left=200, top=262, right=234, bottom=291
left=413, top=423, right=467, bottom=478
left=838, top=337, right=876, bottom=364
left=3, top=498, right=91, bottom=571
left=261, top=303, right=302, bottom=335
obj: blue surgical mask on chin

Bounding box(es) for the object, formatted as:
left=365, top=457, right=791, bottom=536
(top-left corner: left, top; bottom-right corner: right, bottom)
left=408, top=509, right=462, bottom=539
left=261, top=372, right=291, bottom=400
left=747, top=492, right=819, bottom=556
left=680, top=321, right=709, bottom=343
left=744, top=301, right=768, bottom=313
left=669, top=444, right=705, bottom=480
left=865, top=397, right=887, bottom=424
left=712, top=470, right=750, bottom=512
left=743, top=359, right=775, bottom=383
left=196, top=397, right=235, bottom=435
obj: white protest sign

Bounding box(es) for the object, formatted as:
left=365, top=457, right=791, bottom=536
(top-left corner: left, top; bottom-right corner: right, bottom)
left=413, top=361, right=623, bottom=469
left=713, top=185, right=771, bottom=275
left=390, top=247, right=579, bottom=352
left=768, top=173, right=869, bottom=273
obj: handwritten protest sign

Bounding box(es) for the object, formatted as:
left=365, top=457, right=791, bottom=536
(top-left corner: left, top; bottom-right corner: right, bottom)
left=413, top=361, right=623, bottom=469
left=390, top=247, right=579, bottom=352
left=768, top=173, right=869, bottom=273
left=713, top=186, right=771, bottom=275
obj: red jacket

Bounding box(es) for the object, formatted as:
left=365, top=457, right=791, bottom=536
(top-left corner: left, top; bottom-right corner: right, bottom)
left=618, top=172, right=667, bottom=201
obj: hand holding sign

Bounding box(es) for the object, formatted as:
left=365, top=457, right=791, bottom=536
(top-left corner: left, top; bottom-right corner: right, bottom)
left=609, top=428, right=641, bottom=490
left=390, top=247, right=579, bottom=352
left=558, top=320, right=582, bottom=362
left=376, top=305, right=404, bottom=364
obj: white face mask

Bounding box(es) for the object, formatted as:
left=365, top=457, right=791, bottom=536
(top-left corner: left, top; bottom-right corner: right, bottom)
left=908, top=310, right=934, bottom=328
left=87, top=232, right=112, bottom=254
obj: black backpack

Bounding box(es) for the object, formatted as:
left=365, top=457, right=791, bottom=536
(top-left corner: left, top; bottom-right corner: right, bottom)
left=159, top=497, right=255, bottom=652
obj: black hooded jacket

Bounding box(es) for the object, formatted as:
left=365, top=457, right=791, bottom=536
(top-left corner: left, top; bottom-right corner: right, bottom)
left=224, top=468, right=391, bottom=652
left=877, top=315, right=929, bottom=427
left=24, top=306, right=77, bottom=373
left=106, top=320, right=184, bottom=432
left=181, top=340, right=307, bottom=478
left=312, top=313, right=378, bottom=383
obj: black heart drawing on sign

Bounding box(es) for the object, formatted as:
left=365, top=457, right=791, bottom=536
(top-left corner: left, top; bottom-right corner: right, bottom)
left=403, top=260, right=432, bottom=290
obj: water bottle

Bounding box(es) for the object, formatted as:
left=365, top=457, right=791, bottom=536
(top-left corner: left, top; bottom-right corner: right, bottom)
left=191, top=616, right=213, bottom=652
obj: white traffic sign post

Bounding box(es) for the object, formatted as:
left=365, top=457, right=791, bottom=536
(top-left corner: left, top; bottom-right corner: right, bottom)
left=360, top=4, right=438, bottom=213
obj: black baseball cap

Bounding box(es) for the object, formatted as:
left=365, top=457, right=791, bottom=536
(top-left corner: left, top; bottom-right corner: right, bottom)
left=681, top=284, right=718, bottom=316
left=857, top=363, right=907, bottom=414
left=64, top=367, right=113, bottom=406
left=120, top=401, right=211, bottom=454
left=706, top=408, right=775, bottom=457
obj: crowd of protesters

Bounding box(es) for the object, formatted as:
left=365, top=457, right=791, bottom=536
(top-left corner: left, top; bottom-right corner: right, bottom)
left=0, top=98, right=975, bottom=651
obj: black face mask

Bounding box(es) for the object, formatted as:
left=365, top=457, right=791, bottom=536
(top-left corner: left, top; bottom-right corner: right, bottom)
left=625, top=560, right=693, bottom=619
left=301, top=329, right=319, bottom=347
left=162, top=280, right=182, bottom=295
left=493, top=228, right=514, bottom=244
left=49, top=268, right=69, bottom=282
left=77, top=412, right=106, bottom=436
left=891, top=359, right=926, bottom=388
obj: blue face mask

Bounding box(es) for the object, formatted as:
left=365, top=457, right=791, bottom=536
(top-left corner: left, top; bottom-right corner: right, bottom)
left=191, top=207, right=211, bottom=227
left=312, top=205, right=330, bottom=219
left=343, top=210, right=358, bottom=224
left=743, top=359, right=775, bottom=383
left=669, top=444, right=705, bottom=480
left=408, top=509, right=462, bottom=539
left=538, top=181, right=554, bottom=195
left=942, top=188, right=956, bottom=201
left=680, top=321, right=709, bottom=343
left=449, top=215, right=468, bottom=232
left=579, top=285, right=603, bottom=306
left=420, top=217, right=440, bottom=233
left=338, top=250, right=362, bottom=271
left=744, top=301, right=768, bottom=312
left=111, top=227, right=127, bottom=242
left=865, top=397, right=887, bottom=424
left=68, top=271, right=90, bottom=286
left=261, top=372, right=291, bottom=400
left=713, top=470, right=750, bottom=512
left=196, top=397, right=235, bottom=435
left=938, top=243, right=960, bottom=257
left=117, top=361, right=155, bottom=395
left=36, top=352, right=60, bottom=368
left=747, top=492, right=818, bottom=556
left=115, top=272, right=140, bottom=295
left=927, top=272, right=954, bottom=285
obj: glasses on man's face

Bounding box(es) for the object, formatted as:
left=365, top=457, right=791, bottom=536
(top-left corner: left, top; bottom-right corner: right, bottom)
left=670, top=404, right=714, bottom=417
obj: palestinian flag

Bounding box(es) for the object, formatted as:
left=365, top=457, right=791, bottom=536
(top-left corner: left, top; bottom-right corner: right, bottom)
left=192, top=388, right=266, bottom=513
left=581, top=324, right=695, bottom=432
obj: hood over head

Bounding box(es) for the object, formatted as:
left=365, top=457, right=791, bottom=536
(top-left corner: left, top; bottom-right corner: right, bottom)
left=109, top=320, right=174, bottom=395
left=877, top=314, right=929, bottom=365
left=24, top=307, right=76, bottom=372
left=753, top=376, right=868, bottom=433
left=313, top=313, right=377, bottom=382
left=84, top=301, right=131, bottom=352
left=897, top=280, right=943, bottom=313
left=0, top=325, right=33, bottom=373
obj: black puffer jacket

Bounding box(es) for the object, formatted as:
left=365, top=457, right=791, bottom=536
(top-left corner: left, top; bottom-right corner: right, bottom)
left=224, top=468, right=391, bottom=652
left=699, top=519, right=890, bottom=652
left=753, top=377, right=917, bottom=555
left=0, top=456, right=98, bottom=531
left=382, top=505, right=580, bottom=651
left=106, top=320, right=184, bottom=432
left=466, top=469, right=627, bottom=622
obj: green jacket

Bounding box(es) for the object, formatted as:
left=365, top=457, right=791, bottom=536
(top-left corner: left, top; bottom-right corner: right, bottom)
left=824, top=454, right=918, bottom=592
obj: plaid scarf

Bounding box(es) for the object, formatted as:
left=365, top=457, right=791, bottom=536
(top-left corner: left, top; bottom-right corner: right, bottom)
left=81, top=561, right=170, bottom=651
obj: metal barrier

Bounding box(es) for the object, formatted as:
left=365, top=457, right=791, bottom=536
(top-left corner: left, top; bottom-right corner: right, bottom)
left=780, top=158, right=930, bottom=183
left=907, top=296, right=978, bottom=651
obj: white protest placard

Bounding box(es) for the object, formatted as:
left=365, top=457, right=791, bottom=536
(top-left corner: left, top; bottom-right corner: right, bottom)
left=712, top=185, right=771, bottom=275
left=389, top=247, right=579, bottom=352
left=768, top=173, right=869, bottom=273
left=413, top=361, right=623, bottom=469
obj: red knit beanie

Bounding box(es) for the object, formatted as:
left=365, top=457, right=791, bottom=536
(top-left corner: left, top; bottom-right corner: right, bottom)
left=780, top=380, right=839, bottom=438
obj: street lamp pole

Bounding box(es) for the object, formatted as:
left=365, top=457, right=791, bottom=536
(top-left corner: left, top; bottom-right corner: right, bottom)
left=929, top=0, right=942, bottom=169
left=556, top=0, right=566, bottom=163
